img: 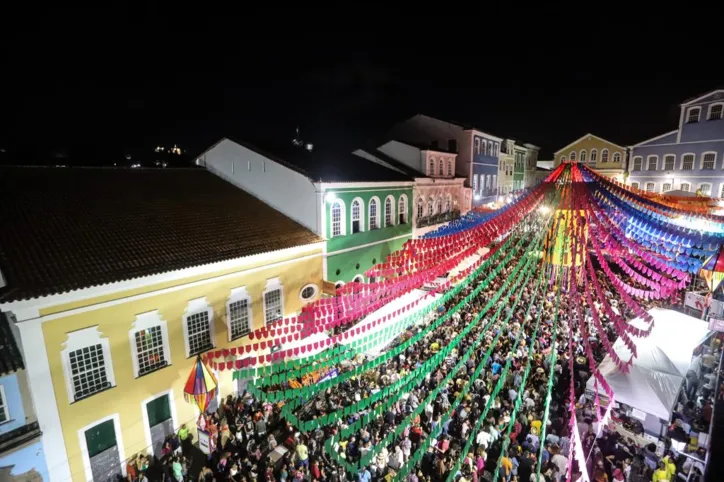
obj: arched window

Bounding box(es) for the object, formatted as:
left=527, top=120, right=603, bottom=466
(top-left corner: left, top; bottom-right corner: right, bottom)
left=601, top=149, right=609, bottom=162
left=438, top=160, right=444, bottom=176
left=331, top=200, right=344, bottom=237
left=447, top=160, right=453, bottom=176
left=613, top=152, right=621, bottom=163
left=428, top=158, right=435, bottom=175
left=398, top=195, right=408, bottom=224
left=417, top=197, right=424, bottom=219
left=579, top=150, right=587, bottom=162
left=483, top=141, right=488, bottom=156
left=590, top=149, right=598, bottom=162
left=473, top=174, right=479, bottom=193
left=369, top=197, right=379, bottom=229
left=569, top=151, right=577, bottom=161
left=427, top=197, right=435, bottom=216
left=445, top=194, right=452, bottom=213
left=560, top=155, right=565, bottom=163
left=680, top=182, right=690, bottom=192
left=351, top=198, right=364, bottom=233
left=384, top=196, right=395, bottom=227
left=435, top=197, right=442, bottom=214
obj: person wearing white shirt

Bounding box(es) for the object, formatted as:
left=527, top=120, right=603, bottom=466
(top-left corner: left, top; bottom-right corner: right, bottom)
left=476, top=429, right=491, bottom=450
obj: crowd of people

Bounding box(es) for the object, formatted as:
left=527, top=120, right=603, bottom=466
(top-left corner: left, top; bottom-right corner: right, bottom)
left=123, top=215, right=714, bottom=482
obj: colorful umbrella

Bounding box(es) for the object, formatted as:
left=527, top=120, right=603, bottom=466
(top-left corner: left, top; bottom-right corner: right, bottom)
left=699, top=246, right=724, bottom=293
left=183, top=356, right=219, bottom=412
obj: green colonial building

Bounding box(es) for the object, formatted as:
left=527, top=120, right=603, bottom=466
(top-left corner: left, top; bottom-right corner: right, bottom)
left=195, top=138, right=413, bottom=286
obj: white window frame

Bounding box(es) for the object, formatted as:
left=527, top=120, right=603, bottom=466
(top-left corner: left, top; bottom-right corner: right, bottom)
left=680, top=182, right=691, bottom=192
left=226, top=286, right=253, bottom=341
left=368, top=196, right=380, bottom=229
left=698, top=183, right=713, bottom=196
left=334, top=281, right=345, bottom=290
left=646, top=155, right=657, bottom=171
left=79, top=413, right=126, bottom=482
left=0, top=385, right=9, bottom=424
left=416, top=197, right=424, bottom=220
left=720, top=183, right=724, bottom=198
left=384, top=195, right=395, bottom=227
left=350, top=197, right=365, bottom=233
left=560, top=155, right=565, bottom=163
left=687, top=107, right=701, bottom=123
left=330, top=199, right=346, bottom=237
left=474, top=138, right=480, bottom=155
left=299, top=283, right=319, bottom=303
left=182, top=297, right=215, bottom=358
left=398, top=194, right=408, bottom=224
left=590, top=149, right=597, bottom=162
left=141, top=389, right=179, bottom=456
left=352, top=275, right=364, bottom=284
left=662, top=183, right=672, bottom=193
left=61, top=326, right=116, bottom=403
left=632, top=156, right=643, bottom=171
left=129, top=310, right=172, bottom=378
left=601, top=149, right=609, bottom=163
left=428, top=158, right=435, bottom=175
left=708, top=103, right=724, bottom=120
left=630, top=182, right=640, bottom=190
left=579, top=149, right=587, bottom=162
left=435, top=197, right=442, bottom=214
left=681, top=153, right=695, bottom=170
left=447, top=160, right=453, bottom=176
left=569, top=151, right=577, bottom=161
left=473, top=174, right=479, bottom=193
left=613, top=152, right=621, bottom=163
left=663, top=154, right=675, bottom=171
left=427, top=197, right=434, bottom=216
left=445, top=194, right=452, bottom=213
left=645, top=182, right=656, bottom=192
left=701, top=151, right=717, bottom=170
left=262, top=278, right=284, bottom=326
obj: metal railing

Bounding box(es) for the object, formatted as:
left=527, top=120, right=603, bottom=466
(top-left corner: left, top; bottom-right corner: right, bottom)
left=416, top=210, right=460, bottom=228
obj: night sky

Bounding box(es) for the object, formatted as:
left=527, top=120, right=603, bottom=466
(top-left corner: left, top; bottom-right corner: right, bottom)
left=1, top=8, right=718, bottom=166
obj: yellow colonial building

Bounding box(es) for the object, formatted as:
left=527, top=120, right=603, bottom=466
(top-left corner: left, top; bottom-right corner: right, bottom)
left=553, top=133, right=627, bottom=181
left=0, top=167, right=324, bottom=482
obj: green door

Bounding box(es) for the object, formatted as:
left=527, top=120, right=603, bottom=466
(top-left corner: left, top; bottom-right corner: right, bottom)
left=147, top=394, right=174, bottom=455
left=85, top=419, right=120, bottom=481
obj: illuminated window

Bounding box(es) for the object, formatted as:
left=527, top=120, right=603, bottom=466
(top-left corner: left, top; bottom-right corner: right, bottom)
left=130, top=311, right=171, bottom=377
left=331, top=201, right=343, bottom=237
left=699, top=183, right=712, bottom=196
left=263, top=278, right=284, bottom=326
left=398, top=195, right=408, bottom=224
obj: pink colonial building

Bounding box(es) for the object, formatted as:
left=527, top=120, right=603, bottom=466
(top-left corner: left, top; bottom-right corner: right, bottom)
left=354, top=140, right=470, bottom=238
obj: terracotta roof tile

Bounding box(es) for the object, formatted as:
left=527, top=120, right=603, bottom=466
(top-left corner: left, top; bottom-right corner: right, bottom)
left=0, top=167, right=323, bottom=302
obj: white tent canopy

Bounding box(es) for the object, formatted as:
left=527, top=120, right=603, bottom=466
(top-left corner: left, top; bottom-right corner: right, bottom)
left=586, top=308, right=711, bottom=422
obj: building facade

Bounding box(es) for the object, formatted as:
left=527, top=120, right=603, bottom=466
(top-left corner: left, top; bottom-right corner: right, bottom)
left=196, top=138, right=414, bottom=285
left=628, top=89, right=724, bottom=196
left=554, top=133, right=627, bottom=181
left=387, top=114, right=503, bottom=207
left=356, top=140, right=469, bottom=238
left=0, top=313, right=49, bottom=481
left=498, top=140, right=540, bottom=193
left=0, top=168, right=324, bottom=482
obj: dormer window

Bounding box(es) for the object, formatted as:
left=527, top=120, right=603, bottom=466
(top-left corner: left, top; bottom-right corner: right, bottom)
left=687, top=107, right=701, bottom=123
left=708, top=103, right=723, bottom=121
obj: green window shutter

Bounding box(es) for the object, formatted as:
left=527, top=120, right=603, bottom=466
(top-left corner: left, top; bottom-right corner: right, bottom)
left=85, top=419, right=117, bottom=458
left=147, top=394, right=172, bottom=427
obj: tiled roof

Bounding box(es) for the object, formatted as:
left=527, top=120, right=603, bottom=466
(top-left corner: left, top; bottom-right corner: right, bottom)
left=0, top=167, right=323, bottom=302
left=224, top=138, right=413, bottom=183
left=0, top=312, right=24, bottom=374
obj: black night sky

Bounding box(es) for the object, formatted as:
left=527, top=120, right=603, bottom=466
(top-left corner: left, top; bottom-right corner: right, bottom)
left=1, top=7, right=719, bottom=166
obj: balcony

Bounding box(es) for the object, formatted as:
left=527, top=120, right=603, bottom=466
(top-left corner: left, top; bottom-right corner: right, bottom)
left=416, top=210, right=461, bottom=228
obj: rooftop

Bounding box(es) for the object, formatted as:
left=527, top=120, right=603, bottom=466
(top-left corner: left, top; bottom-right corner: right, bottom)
left=223, top=138, right=412, bottom=183
left=0, top=167, right=323, bottom=303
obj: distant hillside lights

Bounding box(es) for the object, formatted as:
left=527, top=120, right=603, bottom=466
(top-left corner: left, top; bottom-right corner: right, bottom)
left=154, top=145, right=183, bottom=155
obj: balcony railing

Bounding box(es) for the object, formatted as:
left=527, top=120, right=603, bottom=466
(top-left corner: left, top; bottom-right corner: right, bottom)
left=416, top=210, right=461, bottom=228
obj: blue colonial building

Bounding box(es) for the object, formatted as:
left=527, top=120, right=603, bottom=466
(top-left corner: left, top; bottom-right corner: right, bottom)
left=629, top=89, right=724, bottom=197
left=0, top=312, right=49, bottom=481
left=387, top=114, right=503, bottom=207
